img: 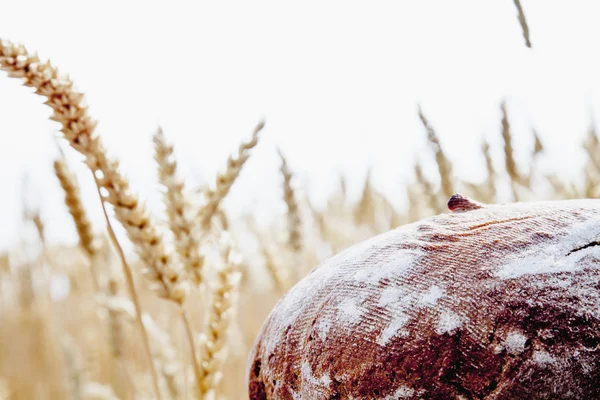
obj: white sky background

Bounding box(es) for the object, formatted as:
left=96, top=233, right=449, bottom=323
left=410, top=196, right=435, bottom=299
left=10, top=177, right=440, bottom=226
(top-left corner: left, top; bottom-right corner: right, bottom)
left=0, top=0, right=599, bottom=251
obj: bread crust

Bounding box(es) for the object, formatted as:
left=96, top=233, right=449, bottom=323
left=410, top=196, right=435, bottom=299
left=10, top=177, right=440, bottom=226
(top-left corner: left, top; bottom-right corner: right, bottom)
left=249, top=199, right=600, bottom=399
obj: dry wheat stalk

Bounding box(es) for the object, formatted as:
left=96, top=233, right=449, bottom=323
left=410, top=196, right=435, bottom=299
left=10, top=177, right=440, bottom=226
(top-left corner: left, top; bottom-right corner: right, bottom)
left=355, top=170, right=375, bottom=225
left=31, top=212, right=46, bottom=245
left=16, top=263, right=36, bottom=310
left=414, top=162, right=443, bottom=214
left=54, top=156, right=102, bottom=290
left=512, top=0, right=531, bottom=48
left=533, top=129, right=543, bottom=155
left=418, top=105, right=454, bottom=199
left=54, top=156, right=98, bottom=258
left=481, top=139, right=496, bottom=202
left=103, top=271, right=134, bottom=400
left=546, top=174, right=575, bottom=199
left=0, top=39, right=186, bottom=304
left=500, top=102, right=526, bottom=200
left=0, top=39, right=186, bottom=399
left=199, top=121, right=264, bottom=229
left=584, top=123, right=600, bottom=173
left=245, top=215, right=288, bottom=291
left=101, top=294, right=182, bottom=399
left=61, top=336, right=84, bottom=400
left=277, top=148, right=302, bottom=254
left=93, top=176, right=164, bottom=400
left=197, top=234, right=242, bottom=396
left=154, top=127, right=205, bottom=286
left=261, top=240, right=288, bottom=293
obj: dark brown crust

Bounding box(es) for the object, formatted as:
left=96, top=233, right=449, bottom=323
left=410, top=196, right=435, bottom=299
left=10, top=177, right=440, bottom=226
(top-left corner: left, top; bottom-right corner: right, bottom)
left=447, top=193, right=485, bottom=212
left=249, top=200, right=600, bottom=399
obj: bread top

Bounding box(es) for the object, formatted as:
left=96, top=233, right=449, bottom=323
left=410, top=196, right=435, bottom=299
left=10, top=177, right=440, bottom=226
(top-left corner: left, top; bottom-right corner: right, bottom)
left=249, top=199, right=600, bottom=399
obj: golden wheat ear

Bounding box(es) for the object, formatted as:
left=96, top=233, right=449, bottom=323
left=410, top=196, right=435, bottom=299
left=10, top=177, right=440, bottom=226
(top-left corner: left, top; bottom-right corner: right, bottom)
left=277, top=147, right=302, bottom=255
left=418, top=105, right=454, bottom=199
left=53, top=153, right=102, bottom=290
left=512, top=0, right=531, bottom=48
left=199, top=120, right=264, bottom=229
left=197, top=232, right=242, bottom=397
left=0, top=39, right=186, bottom=303
left=153, top=127, right=205, bottom=286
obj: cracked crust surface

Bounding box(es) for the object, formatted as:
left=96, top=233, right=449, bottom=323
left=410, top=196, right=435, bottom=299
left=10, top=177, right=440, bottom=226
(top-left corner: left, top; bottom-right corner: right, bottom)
left=249, top=199, right=600, bottom=399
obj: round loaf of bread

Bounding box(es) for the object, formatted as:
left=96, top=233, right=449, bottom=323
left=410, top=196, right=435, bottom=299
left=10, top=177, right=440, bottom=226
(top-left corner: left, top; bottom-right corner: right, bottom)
left=248, top=197, right=600, bottom=399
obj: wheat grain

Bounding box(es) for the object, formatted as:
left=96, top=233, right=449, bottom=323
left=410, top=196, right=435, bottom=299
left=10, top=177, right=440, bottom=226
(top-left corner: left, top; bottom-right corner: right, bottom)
left=93, top=176, right=164, bottom=400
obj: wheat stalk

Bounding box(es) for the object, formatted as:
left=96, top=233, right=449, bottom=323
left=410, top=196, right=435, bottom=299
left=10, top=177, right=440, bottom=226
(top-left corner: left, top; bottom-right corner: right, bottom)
left=93, top=176, right=164, bottom=400
left=54, top=157, right=98, bottom=258
left=277, top=148, right=302, bottom=254
left=154, top=127, right=205, bottom=286
left=418, top=105, right=454, bottom=198
left=481, top=139, right=496, bottom=202
left=197, top=234, right=242, bottom=396
left=355, top=170, right=375, bottom=225
left=54, top=155, right=102, bottom=290
left=414, top=162, right=443, bottom=214
left=101, top=294, right=183, bottom=399
left=245, top=216, right=288, bottom=292
left=199, top=121, right=264, bottom=229
left=0, top=39, right=186, bottom=304
left=512, top=0, right=532, bottom=48
left=0, top=39, right=200, bottom=398
left=500, top=102, right=526, bottom=200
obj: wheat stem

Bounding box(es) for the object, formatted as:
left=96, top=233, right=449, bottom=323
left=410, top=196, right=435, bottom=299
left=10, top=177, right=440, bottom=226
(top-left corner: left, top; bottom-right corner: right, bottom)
left=93, top=175, right=163, bottom=400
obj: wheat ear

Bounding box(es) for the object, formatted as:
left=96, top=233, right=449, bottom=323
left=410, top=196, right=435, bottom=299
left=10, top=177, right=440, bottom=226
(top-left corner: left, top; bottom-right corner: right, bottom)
left=277, top=148, right=302, bottom=254
left=0, top=39, right=168, bottom=399
left=418, top=105, right=454, bottom=198
left=197, top=235, right=242, bottom=396
left=512, top=0, right=531, bottom=48
left=101, top=294, right=182, bottom=399
left=0, top=39, right=186, bottom=303
left=355, top=169, right=374, bottom=225
left=54, top=155, right=101, bottom=289
left=245, top=216, right=288, bottom=292
left=54, top=156, right=97, bottom=258
left=153, top=127, right=205, bottom=286
left=481, top=139, right=496, bottom=203
left=199, top=121, right=264, bottom=229
left=500, top=102, right=526, bottom=200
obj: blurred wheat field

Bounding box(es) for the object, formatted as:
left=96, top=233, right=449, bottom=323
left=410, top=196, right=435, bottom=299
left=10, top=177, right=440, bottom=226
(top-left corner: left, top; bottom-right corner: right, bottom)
left=0, top=33, right=599, bottom=400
